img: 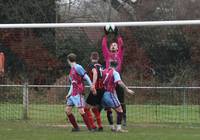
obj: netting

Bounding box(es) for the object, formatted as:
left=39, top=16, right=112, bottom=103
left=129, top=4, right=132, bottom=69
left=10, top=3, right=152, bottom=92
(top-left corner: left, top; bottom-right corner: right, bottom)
left=0, top=22, right=200, bottom=126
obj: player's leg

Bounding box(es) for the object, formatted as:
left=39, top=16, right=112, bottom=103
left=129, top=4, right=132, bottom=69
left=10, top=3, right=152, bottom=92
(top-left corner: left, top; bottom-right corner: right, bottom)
left=91, top=107, right=103, bottom=131
left=101, top=91, right=116, bottom=131
left=97, top=89, right=113, bottom=131
left=98, top=104, right=113, bottom=130
left=74, top=94, right=92, bottom=130
left=105, top=108, right=114, bottom=130
left=104, top=85, right=124, bottom=130
left=78, top=107, right=92, bottom=131
left=92, top=89, right=104, bottom=131
left=116, top=84, right=126, bottom=126
left=121, top=103, right=126, bottom=126
left=85, top=91, right=99, bottom=129
left=110, top=92, right=128, bottom=132
left=65, top=105, right=80, bottom=131
left=114, top=106, right=127, bottom=132
left=84, top=104, right=97, bottom=129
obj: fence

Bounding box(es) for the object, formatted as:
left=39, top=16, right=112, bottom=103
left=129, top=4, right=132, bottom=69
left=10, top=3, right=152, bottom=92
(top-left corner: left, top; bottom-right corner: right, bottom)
left=0, top=21, right=200, bottom=126
left=0, top=84, right=200, bottom=125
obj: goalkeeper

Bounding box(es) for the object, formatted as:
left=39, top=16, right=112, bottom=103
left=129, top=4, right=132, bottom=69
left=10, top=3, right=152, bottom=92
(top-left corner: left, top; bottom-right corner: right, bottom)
left=100, top=25, right=127, bottom=127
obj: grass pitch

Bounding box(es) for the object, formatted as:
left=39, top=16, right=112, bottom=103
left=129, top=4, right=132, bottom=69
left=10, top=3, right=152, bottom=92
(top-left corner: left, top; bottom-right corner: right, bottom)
left=1, top=104, right=200, bottom=124
left=0, top=121, right=200, bottom=140
left=1, top=104, right=200, bottom=140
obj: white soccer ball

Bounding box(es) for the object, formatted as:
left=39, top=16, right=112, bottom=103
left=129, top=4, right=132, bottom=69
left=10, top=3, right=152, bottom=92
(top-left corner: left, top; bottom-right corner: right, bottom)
left=105, top=24, right=115, bottom=33
left=131, top=0, right=137, bottom=3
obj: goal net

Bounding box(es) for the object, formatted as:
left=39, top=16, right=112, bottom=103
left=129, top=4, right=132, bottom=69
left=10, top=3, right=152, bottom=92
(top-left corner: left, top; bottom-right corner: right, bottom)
left=0, top=21, right=200, bottom=126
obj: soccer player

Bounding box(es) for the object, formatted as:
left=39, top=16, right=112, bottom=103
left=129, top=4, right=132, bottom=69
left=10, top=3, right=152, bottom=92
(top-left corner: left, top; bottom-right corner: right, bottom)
left=65, top=53, right=96, bottom=132
left=102, top=28, right=123, bottom=73
left=101, top=27, right=127, bottom=126
left=101, top=60, right=134, bottom=132
left=84, top=52, right=104, bottom=131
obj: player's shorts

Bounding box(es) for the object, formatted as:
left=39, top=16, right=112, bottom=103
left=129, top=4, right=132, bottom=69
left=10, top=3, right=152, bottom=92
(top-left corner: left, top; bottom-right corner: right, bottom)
left=116, top=84, right=125, bottom=104
left=66, top=94, right=85, bottom=108
left=101, top=91, right=121, bottom=108
left=86, top=88, right=104, bottom=106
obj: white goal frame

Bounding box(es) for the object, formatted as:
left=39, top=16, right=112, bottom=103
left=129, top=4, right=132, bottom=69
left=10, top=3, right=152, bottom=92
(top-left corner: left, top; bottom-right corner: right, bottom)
left=0, top=20, right=200, bottom=28
left=1, top=20, right=200, bottom=121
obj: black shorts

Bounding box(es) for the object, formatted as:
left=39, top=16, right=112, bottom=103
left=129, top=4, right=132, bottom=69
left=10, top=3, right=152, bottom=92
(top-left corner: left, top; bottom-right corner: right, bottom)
left=86, top=89, right=104, bottom=106
left=116, top=84, right=125, bottom=104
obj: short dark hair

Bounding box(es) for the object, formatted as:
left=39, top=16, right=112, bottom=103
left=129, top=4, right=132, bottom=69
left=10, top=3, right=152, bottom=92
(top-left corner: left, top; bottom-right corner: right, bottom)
left=90, top=51, right=99, bottom=60
left=67, top=53, right=76, bottom=62
left=110, top=60, right=118, bottom=68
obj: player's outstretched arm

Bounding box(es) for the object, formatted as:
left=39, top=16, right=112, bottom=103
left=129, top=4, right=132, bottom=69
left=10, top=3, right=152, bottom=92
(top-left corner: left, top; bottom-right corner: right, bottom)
left=113, top=70, right=135, bottom=95
left=117, top=81, right=135, bottom=95
left=101, top=36, right=110, bottom=60
left=117, top=35, right=124, bottom=58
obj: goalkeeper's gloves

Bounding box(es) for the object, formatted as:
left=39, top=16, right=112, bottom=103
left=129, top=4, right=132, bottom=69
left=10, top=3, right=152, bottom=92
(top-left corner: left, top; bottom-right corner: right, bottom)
left=113, top=27, right=119, bottom=36
left=103, top=26, right=119, bottom=36
left=104, top=27, right=109, bottom=35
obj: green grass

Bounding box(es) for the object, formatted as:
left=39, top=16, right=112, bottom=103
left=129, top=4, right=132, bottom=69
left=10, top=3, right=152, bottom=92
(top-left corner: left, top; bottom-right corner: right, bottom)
left=0, top=121, right=200, bottom=140
left=1, top=104, right=200, bottom=124
left=1, top=104, right=200, bottom=140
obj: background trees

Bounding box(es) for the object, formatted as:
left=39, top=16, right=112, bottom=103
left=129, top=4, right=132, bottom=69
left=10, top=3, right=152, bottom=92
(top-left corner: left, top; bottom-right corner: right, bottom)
left=0, top=0, right=199, bottom=86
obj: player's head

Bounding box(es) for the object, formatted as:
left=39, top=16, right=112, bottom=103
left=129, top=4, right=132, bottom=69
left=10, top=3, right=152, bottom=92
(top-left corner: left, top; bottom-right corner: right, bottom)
left=109, top=42, right=118, bottom=52
left=90, top=51, right=99, bottom=63
left=67, top=53, right=76, bottom=65
left=109, top=59, right=118, bottom=68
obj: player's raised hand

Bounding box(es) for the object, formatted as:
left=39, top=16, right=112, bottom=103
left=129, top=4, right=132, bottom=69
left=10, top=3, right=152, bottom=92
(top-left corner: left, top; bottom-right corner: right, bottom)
left=104, top=26, right=109, bottom=35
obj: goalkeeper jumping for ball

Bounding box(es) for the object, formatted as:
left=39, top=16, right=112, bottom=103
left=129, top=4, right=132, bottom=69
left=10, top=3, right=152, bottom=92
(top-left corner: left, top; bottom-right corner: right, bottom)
left=100, top=25, right=128, bottom=129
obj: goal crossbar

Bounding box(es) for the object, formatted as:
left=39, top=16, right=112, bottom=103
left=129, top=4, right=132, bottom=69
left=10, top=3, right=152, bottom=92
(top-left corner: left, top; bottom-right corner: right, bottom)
left=1, top=20, right=200, bottom=28
left=0, top=84, right=200, bottom=89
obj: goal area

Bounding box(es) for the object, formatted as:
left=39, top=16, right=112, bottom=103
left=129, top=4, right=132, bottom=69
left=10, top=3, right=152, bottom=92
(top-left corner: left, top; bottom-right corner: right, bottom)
left=0, top=20, right=200, bottom=126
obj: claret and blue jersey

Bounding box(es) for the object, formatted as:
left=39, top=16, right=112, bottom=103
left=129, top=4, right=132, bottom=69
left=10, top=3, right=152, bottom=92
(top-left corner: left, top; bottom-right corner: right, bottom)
left=69, top=64, right=87, bottom=96
left=66, top=64, right=92, bottom=108
left=101, top=68, right=122, bottom=108
left=102, top=68, right=122, bottom=93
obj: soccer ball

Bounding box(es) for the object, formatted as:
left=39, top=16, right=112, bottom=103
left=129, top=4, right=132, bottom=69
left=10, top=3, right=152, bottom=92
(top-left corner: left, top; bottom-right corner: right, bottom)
left=105, top=24, right=116, bottom=33
left=131, top=0, right=137, bottom=3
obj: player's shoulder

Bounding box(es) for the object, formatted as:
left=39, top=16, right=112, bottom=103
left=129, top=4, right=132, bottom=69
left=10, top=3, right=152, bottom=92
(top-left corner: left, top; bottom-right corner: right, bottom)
left=113, top=69, right=120, bottom=75
left=75, top=63, right=83, bottom=68
left=94, top=63, right=103, bottom=69
left=94, top=63, right=102, bottom=67
left=74, top=64, right=84, bottom=70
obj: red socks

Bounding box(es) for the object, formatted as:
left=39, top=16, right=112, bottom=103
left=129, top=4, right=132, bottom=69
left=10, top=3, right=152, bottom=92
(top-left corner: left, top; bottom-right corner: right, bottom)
left=68, top=108, right=102, bottom=130
left=92, top=107, right=102, bottom=128
left=67, top=114, right=79, bottom=128
left=84, top=108, right=96, bottom=129
left=81, top=113, right=91, bottom=129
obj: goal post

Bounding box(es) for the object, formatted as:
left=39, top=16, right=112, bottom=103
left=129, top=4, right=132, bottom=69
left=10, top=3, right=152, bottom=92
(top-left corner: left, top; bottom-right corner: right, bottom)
left=1, top=20, right=200, bottom=28
left=0, top=20, right=200, bottom=125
